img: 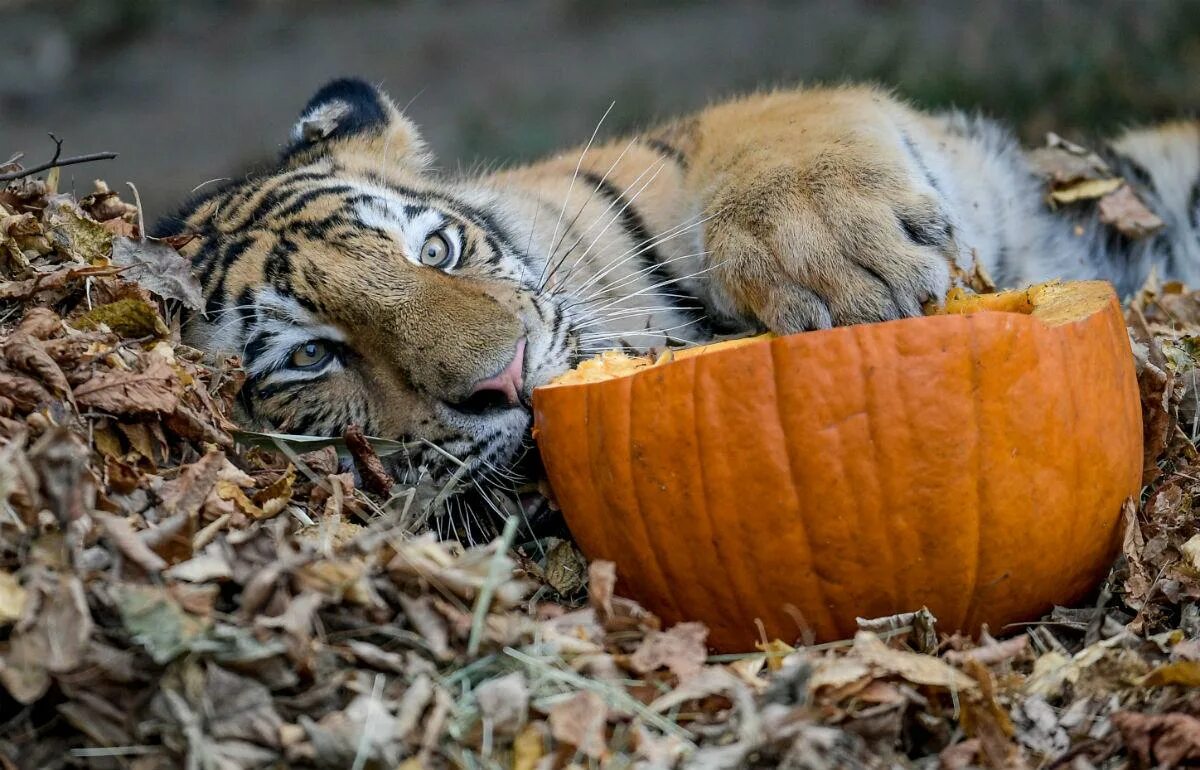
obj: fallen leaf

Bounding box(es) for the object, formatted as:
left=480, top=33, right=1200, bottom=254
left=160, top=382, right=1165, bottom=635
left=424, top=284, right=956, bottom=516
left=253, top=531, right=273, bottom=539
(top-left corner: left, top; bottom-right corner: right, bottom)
left=548, top=690, right=608, bottom=760
left=0, top=264, right=117, bottom=301
left=588, top=559, right=617, bottom=624
left=512, top=722, right=546, bottom=770
left=343, top=423, right=393, bottom=495
left=1048, top=176, right=1123, bottom=205
left=43, top=197, right=113, bottom=263
left=111, top=236, right=204, bottom=309
left=543, top=538, right=587, bottom=596
left=1098, top=184, right=1165, bottom=238
left=75, top=356, right=181, bottom=414
left=475, top=671, right=529, bottom=735
left=0, top=572, right=26, bottom=626
left=4, top=332, right=71, bottom=399
left=944, top=635, right=1030, bottom=667
left=1113, top=711, right=1200, bottom=767
left=5, top=574, right=93, bottom=678
left=251, top=464, right=295, bottom=518
left=115, top=584, right=211, bottom=664
left=853, top=631, right=977, bottom=690
left=1138, top=660, right=1200, bottom=688
left=94, top=510, right=169, bottom=573
left=629, top=622, right=708, bottom=681
left=160, top=451, right=226, bottom=518
left=164, top=550, right=233, bottom=583
left=1181, top=534, right=1200, bottom=571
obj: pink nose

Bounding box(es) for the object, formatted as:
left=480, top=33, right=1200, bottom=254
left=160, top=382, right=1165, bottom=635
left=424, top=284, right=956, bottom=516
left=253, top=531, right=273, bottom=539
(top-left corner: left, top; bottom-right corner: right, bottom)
left=467, top=337, right=526, bottom=407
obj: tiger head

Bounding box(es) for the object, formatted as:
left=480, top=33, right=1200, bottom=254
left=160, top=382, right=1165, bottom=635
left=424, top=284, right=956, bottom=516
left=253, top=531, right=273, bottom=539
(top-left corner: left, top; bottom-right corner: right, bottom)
left=157, top=79, right=580, bottom=483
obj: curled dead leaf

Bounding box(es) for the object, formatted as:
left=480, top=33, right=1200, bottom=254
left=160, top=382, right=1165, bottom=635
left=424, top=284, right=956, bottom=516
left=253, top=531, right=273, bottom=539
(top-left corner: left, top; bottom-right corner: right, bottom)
left=74, top=356, right=181, bottom=414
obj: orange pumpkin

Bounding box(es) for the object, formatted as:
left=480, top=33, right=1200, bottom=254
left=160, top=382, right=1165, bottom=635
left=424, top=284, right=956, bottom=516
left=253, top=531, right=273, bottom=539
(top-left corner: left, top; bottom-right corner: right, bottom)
left=533, top=281, right=1142, bottom=651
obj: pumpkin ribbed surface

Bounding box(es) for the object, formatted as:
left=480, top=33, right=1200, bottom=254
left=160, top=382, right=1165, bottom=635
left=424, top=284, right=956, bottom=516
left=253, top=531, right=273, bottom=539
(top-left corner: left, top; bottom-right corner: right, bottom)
left=533, top=281, right=1142, bottom=651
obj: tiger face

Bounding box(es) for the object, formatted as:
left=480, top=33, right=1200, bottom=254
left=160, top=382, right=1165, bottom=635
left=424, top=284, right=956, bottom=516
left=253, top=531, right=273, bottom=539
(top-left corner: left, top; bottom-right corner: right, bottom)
left=157, top=80, right=583, bottom=482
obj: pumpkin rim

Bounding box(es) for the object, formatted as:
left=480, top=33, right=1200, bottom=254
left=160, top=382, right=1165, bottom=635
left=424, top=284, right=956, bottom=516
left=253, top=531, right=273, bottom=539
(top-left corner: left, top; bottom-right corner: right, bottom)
left=535, top=280, right=1119, bottom=396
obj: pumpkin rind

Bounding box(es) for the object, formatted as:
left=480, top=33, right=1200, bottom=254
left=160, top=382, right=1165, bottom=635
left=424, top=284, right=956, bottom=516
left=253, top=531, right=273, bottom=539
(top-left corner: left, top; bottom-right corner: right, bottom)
left=533, top=281, right=1142, bottom=651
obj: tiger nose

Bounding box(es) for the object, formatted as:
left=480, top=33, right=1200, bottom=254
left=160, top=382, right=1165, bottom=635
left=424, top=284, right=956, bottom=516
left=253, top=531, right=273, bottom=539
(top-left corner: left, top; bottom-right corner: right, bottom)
left=466, top=337, right=526, bottom=407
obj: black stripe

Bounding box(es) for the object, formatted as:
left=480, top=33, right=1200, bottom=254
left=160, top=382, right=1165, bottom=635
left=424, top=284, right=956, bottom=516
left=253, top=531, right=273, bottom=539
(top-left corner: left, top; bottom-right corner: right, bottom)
left=270, top=184, right=355, bottom=222
left=1189, top=177, right=1200, bottom=231
left=224, top=170, right=329, bottom=230
left=264, top=236, right=297, bottom=290
left=362, top=173, right=521, bottom=257
left=576, top=170, right=703, bottom=320
left=642, top=138, right=688, bottom=170
left=204, top=234, right=255, bottom=315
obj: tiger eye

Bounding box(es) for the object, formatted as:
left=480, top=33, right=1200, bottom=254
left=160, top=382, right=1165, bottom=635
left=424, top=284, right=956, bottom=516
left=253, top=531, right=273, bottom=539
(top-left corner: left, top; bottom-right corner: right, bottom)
left=420, top=232, right=452, bottom=267
left=291, top=340, right=331, bottom=368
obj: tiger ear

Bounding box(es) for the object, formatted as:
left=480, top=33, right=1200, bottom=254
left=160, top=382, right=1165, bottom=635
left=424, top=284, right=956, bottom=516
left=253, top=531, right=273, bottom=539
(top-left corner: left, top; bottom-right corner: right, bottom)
left=285, top=78, right=431, bottom=169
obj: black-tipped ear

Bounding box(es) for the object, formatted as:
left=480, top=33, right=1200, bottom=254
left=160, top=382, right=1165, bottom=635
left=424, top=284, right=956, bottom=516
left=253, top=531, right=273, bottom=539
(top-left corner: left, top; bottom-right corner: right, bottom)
left=284, top=77, right=429, bottom=167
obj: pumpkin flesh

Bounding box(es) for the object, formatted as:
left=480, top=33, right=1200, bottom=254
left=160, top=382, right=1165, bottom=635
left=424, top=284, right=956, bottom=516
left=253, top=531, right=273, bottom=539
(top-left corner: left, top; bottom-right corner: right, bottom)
left=533, top=281, right=1141, bottom=651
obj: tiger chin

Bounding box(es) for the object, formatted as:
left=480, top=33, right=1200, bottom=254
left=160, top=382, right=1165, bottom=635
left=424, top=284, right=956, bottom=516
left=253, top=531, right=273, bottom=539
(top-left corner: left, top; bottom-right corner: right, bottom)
left=158, top=76, right=1200, bottom=507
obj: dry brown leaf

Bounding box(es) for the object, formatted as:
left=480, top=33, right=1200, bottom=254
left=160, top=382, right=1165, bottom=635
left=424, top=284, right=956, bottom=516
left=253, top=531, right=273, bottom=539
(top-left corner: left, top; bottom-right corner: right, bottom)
left=0, top=264, right=118, bottom=300
left=1098, top=184, right=1165, bottom=238
left=93, top=511, right=169, bottom=573
left=4, top=332, right=71, bottom=399
left=853, top=631, right=977, bottom=690
left=163, top=551, right=233, bottom=583
left=343, top=423, right=392, bottom=496
left=1112, top=711, right=1200, bottom=767
left=475, top=672, right=529, bottom=736
left=548, top=690, right=608, bottom=760
left=74, top=356, right=180, bottom=414
left=251, top=464, right=295, bottom=518
left=628, top=621, right=708, bottom=681
left=110, top=236, right=204, bottom=309
left=588, top=559, right=617, bottom=624
left=944, top=635, right=1030, bottom=667
left=295, top=558, right=375, bottom=606
left=160, top=450, right=226, bottom=518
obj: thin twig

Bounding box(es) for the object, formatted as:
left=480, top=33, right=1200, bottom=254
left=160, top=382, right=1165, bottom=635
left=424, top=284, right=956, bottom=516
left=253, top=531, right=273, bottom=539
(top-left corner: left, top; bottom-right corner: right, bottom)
left=0, top=134, right=117, bottom=183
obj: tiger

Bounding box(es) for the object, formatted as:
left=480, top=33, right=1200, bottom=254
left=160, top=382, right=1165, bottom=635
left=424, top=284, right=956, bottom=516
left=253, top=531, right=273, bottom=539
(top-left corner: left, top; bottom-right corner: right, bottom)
left=156, top=77, right=1200, bottom=497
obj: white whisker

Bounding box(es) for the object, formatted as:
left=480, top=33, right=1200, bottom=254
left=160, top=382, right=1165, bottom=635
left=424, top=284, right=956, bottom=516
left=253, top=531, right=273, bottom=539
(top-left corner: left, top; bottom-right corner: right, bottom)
left=546, top=156, right=670, bottom=294
left=573, top=249, right=712, bottom=307
left=535, top=100, right=616, bottom=290
left=538, top=137, right=640, bottom=289
left=567, top=214, right=715, bottom=301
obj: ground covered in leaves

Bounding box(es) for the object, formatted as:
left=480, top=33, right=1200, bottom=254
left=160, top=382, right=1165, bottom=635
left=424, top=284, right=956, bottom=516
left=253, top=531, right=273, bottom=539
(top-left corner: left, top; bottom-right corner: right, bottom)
left=2, top=158, right=1200, bottom=770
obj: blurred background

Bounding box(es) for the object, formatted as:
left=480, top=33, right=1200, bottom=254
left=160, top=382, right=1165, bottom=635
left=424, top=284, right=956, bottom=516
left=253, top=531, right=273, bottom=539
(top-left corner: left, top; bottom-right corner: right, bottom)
left=3, top=0, right=1200, bottom=219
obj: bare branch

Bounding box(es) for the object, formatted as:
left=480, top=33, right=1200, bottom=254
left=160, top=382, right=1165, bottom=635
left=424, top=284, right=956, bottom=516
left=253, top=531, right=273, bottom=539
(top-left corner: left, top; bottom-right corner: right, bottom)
left=0, top=134, right=117, bottom=183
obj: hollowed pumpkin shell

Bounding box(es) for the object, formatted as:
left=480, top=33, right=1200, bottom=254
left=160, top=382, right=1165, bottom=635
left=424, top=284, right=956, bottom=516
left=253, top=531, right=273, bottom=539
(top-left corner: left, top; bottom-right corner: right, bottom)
left=533, top=281, right=1141, bottom=651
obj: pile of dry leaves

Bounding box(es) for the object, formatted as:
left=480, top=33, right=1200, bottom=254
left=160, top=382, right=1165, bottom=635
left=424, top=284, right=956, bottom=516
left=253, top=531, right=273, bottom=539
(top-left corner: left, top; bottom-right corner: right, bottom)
left=2, top=157, right=1200, bottom=770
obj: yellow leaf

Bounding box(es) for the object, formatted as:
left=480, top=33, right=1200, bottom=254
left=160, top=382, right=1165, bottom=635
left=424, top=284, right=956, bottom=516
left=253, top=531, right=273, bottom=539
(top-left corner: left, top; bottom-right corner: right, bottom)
left=252, top=465, right=295, bottom=519
left=755, top=638, right=796, bottom=672
left=1139, top=660, right=1200, bottom=688
left=1048, top=176, right=1123, bottom=205
left=1181, top=534, right=1200, bottom=571
left=215, top=479, right=265, bottom=518
left=0, top=570, right=27, bottom=626
left=512, top=722, right=545, bottom=770
left=296, top=559, right=373, bottom=605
